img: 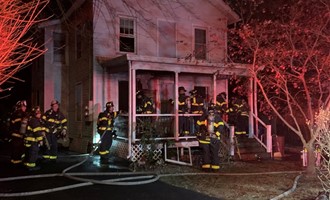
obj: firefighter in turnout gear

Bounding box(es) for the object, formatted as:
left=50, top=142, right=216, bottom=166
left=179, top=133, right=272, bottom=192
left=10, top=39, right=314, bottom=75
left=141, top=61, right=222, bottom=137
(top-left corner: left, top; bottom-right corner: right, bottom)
left=136, top=90, right=154, bottom=114
left=196, top=103, right=225, bottom=171
left=189, top=89, right=204, bottom=135
left=97, top=101, right=119, bottom=164
left=227, top=96, right=239, bottom=126
left=178, top=86, right=190, bottom=136
left=216, top=92, right=229, bottom=117
left=9, top=100, right=29, bottom=165
left=136, top=90, right=154, bottom=137
left=23, top=106, right=45, bottom=171
left=235, top=98, right=249, bottom=136
left=42, top=100, right=67, bottom=161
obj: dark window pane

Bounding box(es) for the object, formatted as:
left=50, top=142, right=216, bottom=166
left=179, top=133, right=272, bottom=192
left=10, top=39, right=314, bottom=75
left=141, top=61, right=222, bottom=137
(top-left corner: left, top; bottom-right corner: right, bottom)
left=53, top=32, right=65, bottom=63
left=120, top=36, right=135, bottom=52
left=119, top=18, right=135, bottom=52
left=195, top=29, right=206, bottom=59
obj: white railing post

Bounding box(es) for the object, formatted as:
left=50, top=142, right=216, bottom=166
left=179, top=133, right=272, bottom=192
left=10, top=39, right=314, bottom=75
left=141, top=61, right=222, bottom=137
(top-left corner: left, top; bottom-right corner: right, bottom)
left=230, top=126, right=235, bottom=156
left=266, top=125, right=272, bottom=154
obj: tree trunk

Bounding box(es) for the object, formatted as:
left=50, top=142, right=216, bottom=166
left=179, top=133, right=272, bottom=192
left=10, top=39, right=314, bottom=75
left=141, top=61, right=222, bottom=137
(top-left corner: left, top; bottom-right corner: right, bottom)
left=306, top=144, right=316, bottom=175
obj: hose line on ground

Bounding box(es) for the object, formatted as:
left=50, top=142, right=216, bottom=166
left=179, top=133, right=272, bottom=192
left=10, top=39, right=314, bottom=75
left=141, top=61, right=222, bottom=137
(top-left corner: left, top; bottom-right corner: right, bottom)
left=269, top=174, right=303, bottom=200
left=0, top=170, right=305, bottom=197
left=0, top=131, right=305, bottom=198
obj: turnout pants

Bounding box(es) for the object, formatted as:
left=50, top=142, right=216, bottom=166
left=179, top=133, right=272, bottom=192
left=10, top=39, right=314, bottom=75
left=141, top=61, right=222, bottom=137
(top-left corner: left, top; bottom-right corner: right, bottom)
left=10, top=136, right=25, bottom=164
left=24, top=142, right=39, bottom=168
left=43, top=133, right=58, bottom=160
left=99, top=130, right=113, bottom=160
left=179, top=116, right=190, bottom=135
left=200, top=138, right=220, bottom=170
left=235, top=116, right=249, bottom=135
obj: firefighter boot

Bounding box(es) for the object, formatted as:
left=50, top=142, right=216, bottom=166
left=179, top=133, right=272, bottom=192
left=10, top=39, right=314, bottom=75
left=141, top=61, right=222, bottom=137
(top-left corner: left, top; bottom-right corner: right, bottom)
left=100, top=157, right=111, bottom=165
left=27, top=166, right=41, bottom=171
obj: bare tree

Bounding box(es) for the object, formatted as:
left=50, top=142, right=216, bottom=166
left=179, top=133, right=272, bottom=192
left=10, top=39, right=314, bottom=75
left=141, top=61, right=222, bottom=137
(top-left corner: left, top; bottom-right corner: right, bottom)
left=228, top=0, right=330, bottom=174
left=315, top=107, right=330, bottom=194
left=0, top=0, right=48, bottom=94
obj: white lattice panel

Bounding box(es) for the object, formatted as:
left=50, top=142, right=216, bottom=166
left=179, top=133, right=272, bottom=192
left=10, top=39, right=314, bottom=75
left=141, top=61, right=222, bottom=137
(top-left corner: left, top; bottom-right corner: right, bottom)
left=131, top=143, right=163, bottom=163
left=112, top=140, right=163, bottom=163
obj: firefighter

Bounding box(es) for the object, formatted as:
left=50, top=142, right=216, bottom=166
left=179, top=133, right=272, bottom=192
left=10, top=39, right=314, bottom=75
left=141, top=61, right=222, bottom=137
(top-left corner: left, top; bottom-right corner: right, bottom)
left=235, top=98, right=249, bottom=136
left=136, top=90, right=154, bottom=114
left=23, top=106, right=45, bottom=171
left=189, top=89, right=204, bottom=134
left=42, top=100, right=67, bottom=162
left=136, top=90, right=154, bottom=136
left=227, top=96, right=239, bottom=126
left=178, top=86, right=190, bottom=136
left=196, top=103, right=225, bottom=172
left=97, top=101, right=119, bottom=164
left=215, top=92, right=228, bottom=116
left=9, top=100, right=29, bottom=166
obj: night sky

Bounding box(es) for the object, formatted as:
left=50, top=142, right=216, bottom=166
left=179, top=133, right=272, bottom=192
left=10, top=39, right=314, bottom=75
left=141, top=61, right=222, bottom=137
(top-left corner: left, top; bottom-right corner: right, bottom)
left=0, top=0, right=74, bottom=119
left=0, top=67, right=31, bottom=118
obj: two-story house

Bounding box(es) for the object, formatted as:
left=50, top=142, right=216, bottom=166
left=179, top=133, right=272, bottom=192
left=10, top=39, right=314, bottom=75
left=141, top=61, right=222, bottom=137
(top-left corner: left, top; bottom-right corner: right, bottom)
left=33, top=0, right=271, bottom=164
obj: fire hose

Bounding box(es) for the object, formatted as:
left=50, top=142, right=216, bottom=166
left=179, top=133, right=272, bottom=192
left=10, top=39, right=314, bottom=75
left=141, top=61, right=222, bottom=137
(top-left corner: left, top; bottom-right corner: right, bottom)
left=0, top=165, right=305, bottom=198
left=0, top=126, right=306, bottom=198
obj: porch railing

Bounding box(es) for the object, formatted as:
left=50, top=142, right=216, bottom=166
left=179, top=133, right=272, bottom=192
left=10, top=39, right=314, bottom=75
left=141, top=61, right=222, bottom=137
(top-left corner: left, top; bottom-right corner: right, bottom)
left=251, top=112, right=272, bottom=154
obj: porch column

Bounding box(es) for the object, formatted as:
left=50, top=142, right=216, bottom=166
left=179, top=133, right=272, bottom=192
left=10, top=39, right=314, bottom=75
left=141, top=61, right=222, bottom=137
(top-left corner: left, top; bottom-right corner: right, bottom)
left=175, top=72, right=179, bottom=141
left=213, top=73, right=217, bottom=103
left=131, top=68, right=136, bottom=143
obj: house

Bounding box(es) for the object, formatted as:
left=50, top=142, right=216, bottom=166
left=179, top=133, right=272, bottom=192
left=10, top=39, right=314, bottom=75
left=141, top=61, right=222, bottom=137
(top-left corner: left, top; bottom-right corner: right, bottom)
left=33, top=0, right=273, bottom=163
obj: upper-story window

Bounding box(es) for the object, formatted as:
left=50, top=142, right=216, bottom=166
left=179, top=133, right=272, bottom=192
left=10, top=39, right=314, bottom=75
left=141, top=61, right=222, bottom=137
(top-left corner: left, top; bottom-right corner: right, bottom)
left=119, top=18, right=135, bottom=53
left=76, top=24, right=82, bottom=59
left=194, top=28, right=207, bottom=60
left=53, top=32, right=65, bottom=63
left=158, top=20, right=176, bottom=58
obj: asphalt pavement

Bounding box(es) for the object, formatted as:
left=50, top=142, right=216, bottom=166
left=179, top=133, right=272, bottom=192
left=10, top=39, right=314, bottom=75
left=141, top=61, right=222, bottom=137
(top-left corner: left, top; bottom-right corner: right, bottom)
left=0, top=141, right=221, bottom=200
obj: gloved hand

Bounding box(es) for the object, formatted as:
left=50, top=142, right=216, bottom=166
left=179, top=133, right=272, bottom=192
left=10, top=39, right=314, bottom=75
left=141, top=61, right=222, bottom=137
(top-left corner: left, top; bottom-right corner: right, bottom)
left=98, top=130, right=105, bottom=135
left=61, top=129, right=67, bottom=137
left=112, top=130, right=117, bottom=139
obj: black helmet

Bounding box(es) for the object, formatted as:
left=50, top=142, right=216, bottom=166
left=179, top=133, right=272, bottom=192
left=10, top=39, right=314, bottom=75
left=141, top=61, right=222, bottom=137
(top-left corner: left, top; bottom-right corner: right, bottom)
left=218, top=92, right=226, bottom=98
left=51, top=100, right=59, bottom=106
left=178, top=86, right=186, bottom=92
left=106, top=101, right=114, bottom=108
left=189, top=89, right=197, bottom=95
left=31, top=106, right=41, bottom=116
left=136, top=90, right=144, bottom=96
left=208, top=103, right=216, bottom=112
left=16, top=100, right=27, bottom=107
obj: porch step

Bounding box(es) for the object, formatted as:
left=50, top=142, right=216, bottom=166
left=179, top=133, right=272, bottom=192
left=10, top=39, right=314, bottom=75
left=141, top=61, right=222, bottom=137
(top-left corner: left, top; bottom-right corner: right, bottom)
left=234, top=136, right=271, bottom=161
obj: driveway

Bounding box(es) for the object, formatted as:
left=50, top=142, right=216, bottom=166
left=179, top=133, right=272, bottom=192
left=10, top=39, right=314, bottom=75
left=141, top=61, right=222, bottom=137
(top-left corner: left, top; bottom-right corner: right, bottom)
left=0, top=142, right=221, bottom=200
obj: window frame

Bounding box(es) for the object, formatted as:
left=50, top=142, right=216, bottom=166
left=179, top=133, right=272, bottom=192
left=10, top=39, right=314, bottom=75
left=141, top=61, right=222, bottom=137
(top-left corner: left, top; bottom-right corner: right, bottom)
left=75, top=24, right=82, bottom=59
left=75, top=82, right=83, bottom=122
left=118, top=16, right=136, bottom=53
left=194, top=27, right=207, bottom=60
left=52, top=31, right=66, bottom=64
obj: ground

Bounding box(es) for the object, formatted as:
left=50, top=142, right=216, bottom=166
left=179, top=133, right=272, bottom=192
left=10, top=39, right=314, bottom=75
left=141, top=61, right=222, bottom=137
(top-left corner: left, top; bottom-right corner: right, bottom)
left=136, top=155, right=324, bottom=200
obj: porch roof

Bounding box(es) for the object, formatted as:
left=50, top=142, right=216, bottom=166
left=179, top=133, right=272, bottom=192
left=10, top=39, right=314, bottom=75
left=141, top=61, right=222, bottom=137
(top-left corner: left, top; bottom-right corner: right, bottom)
left=97, top=54, right=249, bottom=77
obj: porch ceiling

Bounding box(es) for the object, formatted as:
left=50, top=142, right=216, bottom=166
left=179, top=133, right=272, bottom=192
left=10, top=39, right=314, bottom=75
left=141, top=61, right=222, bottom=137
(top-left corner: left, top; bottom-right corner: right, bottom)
left=97, top=54, right=249, bottom=76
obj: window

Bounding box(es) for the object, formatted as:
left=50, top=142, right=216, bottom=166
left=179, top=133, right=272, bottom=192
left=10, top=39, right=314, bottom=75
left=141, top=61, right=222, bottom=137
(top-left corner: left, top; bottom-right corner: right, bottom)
left=75, top=83, right=82, bottom=121
left=53, top=32, right=65, bottom=63
left=158, top=21, right=176, bottom=58
left=119, top=18, right=135, bottom=53
left=194, top=28, right=207, bottom=60
left=76, top=25, right=82, bottom=59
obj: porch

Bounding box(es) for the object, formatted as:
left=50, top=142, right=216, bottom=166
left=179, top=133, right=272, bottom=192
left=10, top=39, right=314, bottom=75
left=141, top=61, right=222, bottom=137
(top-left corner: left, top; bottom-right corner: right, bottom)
left=97, top=54, right=273, bottom=165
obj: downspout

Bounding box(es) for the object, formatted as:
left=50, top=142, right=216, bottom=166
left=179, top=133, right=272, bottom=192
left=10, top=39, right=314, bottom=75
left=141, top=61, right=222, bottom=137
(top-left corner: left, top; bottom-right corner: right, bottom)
left=127, top=61, right=133, bottom=159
